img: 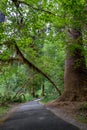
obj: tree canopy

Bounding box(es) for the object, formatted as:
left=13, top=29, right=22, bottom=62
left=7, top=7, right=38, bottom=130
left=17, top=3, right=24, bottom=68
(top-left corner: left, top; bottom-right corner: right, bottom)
left=0, top=0, right=87, bottom=103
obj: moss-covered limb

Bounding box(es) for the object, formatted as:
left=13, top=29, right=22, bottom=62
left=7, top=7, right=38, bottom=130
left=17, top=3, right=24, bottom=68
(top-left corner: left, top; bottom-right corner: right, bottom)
left=0, top=40, right=61, bottom=95
left=15, top=44, right=61, bottom=95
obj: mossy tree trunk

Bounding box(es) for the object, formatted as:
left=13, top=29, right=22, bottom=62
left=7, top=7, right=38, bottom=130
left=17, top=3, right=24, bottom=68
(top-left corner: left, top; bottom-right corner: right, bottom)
left=59, top=28, right=87, bottom=101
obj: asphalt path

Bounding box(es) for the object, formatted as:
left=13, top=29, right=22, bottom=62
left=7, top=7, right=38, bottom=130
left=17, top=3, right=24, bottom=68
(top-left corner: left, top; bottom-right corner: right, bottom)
left=0, top=99, right=80, bottom=130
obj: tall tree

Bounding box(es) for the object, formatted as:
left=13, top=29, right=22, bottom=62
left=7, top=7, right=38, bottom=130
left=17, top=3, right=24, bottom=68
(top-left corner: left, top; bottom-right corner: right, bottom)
left=58, top=0, right=87, bottom=101
left=59, top=28, right=87, bottom=101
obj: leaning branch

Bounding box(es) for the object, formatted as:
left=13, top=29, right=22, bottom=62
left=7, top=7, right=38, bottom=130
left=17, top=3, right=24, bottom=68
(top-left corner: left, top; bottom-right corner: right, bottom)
left=15, top=44, right=61, bottom=95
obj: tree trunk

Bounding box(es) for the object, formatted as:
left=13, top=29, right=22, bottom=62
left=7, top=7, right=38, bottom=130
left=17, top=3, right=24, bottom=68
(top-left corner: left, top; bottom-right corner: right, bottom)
left=31, top=86, right=35, bottom=97
left=59, top=28, right=87, bottom=101
left=42, top=82, right=45, bottom=96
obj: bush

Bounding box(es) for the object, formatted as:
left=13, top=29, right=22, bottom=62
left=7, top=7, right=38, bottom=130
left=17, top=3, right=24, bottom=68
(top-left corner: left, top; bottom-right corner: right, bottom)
left=80, top=102, right=87, bottom=110
left=41, top=94, right=59, bottom=103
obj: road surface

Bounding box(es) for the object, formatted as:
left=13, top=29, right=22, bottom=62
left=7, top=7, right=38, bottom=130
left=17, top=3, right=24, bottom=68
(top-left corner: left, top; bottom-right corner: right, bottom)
left=0, top=99, right=80, bottom=130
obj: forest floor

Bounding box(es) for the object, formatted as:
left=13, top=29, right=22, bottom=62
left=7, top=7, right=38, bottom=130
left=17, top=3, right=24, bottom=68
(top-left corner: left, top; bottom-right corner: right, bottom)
left=46, top=101, right=87, bottom=130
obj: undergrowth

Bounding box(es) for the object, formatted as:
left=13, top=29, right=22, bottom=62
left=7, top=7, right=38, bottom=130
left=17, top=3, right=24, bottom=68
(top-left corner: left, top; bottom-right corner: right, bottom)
left=41, top=94, right=59, bottom=103
left=77, top=102, right=87, bottom=123
left=0, top=105, right=10, bottom=116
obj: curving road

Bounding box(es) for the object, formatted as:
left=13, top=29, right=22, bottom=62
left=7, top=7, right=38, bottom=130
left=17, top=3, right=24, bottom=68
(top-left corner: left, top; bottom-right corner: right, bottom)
left=0, top=100, right=80, bottom=130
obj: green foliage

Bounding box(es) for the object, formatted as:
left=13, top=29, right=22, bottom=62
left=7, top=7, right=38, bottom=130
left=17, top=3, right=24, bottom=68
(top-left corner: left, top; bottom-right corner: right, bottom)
left=77, top=102, right=87, bottom=123
left=0, top=0, right=87, bottom=104
left=80, top=102, right=87, bottom=110
left=41, top=94, right=59, bottom=103
left=25, top=93, right=35, bottom=101
left=0, top=106, right=9, bottom=115
left=77, top=115, right=87, bottom=123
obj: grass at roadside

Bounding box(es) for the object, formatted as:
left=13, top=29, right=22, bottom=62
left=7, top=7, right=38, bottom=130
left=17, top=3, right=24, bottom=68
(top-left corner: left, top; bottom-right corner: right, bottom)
left=77, top=115, right=87, bottom=123
left=76, top=102, right=87, bottom=123
left=0, top=105, right=10, bottom=116
left=41, top=94, right=59, bottom=103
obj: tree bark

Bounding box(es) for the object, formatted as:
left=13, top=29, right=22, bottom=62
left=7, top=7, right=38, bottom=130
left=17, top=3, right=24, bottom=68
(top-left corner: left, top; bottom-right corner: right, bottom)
left=31, top=86, right=35, bottom=97
left=59, top=28, right=87, bottom=101
left=42, top=82, right=45, bottom=96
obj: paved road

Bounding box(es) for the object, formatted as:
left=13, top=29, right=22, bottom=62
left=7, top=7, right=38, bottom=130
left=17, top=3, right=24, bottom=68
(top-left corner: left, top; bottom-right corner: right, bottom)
left=0, top=100, right=80, bottom=130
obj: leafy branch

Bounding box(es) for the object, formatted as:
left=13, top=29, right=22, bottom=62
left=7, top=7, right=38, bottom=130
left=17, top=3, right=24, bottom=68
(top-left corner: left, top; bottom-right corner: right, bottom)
left=12, top=0, right=55, bottom=15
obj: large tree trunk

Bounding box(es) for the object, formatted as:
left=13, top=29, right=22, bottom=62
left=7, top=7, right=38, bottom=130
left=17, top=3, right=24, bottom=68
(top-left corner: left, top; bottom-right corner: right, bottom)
left=59, top=28, right=87, bottom=101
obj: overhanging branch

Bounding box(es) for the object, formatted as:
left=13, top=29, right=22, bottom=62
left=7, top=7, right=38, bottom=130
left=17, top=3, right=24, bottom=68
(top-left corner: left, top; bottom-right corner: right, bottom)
left=0, top=40, right=61, bottom=95
left=15, top=44, right=61, bottom=95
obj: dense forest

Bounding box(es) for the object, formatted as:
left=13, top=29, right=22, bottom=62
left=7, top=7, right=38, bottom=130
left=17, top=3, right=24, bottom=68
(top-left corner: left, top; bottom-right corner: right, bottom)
left=0, top=0, right=87, bottom=105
